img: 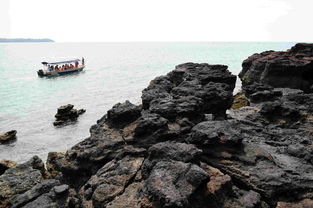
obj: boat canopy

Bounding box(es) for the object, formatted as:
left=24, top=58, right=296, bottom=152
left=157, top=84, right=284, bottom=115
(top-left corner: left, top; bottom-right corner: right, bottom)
left=42, top=59, right=80, bottom=65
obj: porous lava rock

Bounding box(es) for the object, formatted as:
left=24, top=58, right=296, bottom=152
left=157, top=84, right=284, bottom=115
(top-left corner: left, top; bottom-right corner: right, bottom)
left=0, top=130, right=17, bottom=144
left=53, top=104, right=86, bottom=126
left=142, top=62, right=236, bottom=120
left=3, top=55, right=313, bottom=208
left=239, top=43, right=313, bottom=92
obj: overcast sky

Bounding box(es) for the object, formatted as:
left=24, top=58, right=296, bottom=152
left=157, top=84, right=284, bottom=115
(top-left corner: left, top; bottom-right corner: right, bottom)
left=0, top=0, right=311, bottom=42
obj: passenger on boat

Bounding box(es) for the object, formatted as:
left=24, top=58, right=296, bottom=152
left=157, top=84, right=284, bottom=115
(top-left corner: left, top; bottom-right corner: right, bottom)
left=70, top=64, right=74, bottom=69
left=75, top=61, right=79, bottom=68
left=82, top=57, right=85, bottom=65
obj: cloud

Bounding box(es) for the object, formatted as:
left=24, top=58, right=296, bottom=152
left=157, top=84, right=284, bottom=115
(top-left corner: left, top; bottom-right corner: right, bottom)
left=267, top=0, right=313, bottom=42
left=0, top=0, right=10, bottom=37
left=6, top=0, right=294, bottom=41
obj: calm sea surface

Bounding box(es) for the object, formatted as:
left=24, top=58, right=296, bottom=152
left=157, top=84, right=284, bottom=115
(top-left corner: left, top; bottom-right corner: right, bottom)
left=0, top=42, right=295, bottom=162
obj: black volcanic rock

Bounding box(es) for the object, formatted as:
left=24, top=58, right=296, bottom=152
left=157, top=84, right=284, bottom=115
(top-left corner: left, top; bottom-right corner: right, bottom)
left=0, top=157, right=44, bottom=204
left=5, top=55, right=313, bottom=208
left=176, top=63, right=236, bottom=88
left=242, top=83, right=274, bottom=96
left=43, top=62, right=238, bottom=207
left=143, top=63, right=236, bottom=120
left=0, top=130, right=17, bottom=144
left=289, top=42, right=313, bottom=55
left=9, top=179, right=60, bottom=207
left=80, top=155, right=144, bottom=207
left=142, top=160, right=208, bottom=208
left=10, top=181, right=79, bottom=208
left=53, top=130, right=129, bottom=188
left=259, top=100, right=306, bottom=124
left=134, top=112, right=168, bottom=137
left=149, top=96, right=204, bottom=121
left=53, top=104, right=85, bottom=126
left=57, top=104, right=74, bottom=114
left=239, top=43, right=313, bottom=92
left=107, top=100, right=141, bottom=128
left=249, top=90, right=282, bottom=103
left=141, top=142, right=202, bottom=178
left=189, top=120, right=243, bottom=146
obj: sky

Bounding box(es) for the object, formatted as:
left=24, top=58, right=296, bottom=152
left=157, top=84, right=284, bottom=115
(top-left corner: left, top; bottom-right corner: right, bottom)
left=0, top=0, right=312, bottom=42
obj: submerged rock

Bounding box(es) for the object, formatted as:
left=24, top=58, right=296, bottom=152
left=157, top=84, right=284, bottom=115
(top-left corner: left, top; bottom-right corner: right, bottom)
left=0, top=130, right=17, bottom=144
left=53, top=104, right=86, bottom=126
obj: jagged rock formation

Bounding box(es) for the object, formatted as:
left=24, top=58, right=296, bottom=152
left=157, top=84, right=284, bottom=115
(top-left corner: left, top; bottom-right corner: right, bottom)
left=142, top=63, right=236, bottom=120
left=53, top=104, right=86, bottom=126
left=2, top=44, right=313, bottom=208
left=239, top=43, right=313, bottom=92
left=0, top=156, right=79, bottom=208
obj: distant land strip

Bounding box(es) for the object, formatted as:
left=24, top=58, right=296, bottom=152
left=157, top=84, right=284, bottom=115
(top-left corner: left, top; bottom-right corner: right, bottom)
left=0, top=38, right=54, bottom=42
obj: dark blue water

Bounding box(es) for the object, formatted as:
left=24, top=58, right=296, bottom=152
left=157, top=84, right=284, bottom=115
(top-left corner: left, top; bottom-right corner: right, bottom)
left=0, top=42, right=295, bottom=162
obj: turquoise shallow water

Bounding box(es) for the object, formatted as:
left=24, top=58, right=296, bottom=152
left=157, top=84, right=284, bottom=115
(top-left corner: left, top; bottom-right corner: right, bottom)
left=0, top=42, right=295, bottom=162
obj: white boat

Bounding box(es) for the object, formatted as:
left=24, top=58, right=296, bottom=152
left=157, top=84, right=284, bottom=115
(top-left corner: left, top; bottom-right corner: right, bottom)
left=37, top=58, right=85, bottom=77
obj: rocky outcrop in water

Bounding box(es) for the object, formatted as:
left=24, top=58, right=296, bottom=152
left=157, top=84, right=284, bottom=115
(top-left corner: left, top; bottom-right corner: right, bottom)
left=2, top=44, right=313, bottom=208
left=53, top=104, right=86, bottom=126
left=0, top=130, right=17, bottom=144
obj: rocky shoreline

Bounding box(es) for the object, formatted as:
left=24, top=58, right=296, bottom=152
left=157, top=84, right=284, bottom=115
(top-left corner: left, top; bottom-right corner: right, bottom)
left=1, top=43, right=313, bottom=208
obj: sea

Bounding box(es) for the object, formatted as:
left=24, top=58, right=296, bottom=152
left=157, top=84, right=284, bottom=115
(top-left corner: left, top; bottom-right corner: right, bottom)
left=0, top=42, right=295, bottom=162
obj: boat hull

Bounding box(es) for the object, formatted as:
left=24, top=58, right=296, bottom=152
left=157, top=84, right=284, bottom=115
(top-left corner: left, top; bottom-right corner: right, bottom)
left=37, top=66, right=85, bottom=77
